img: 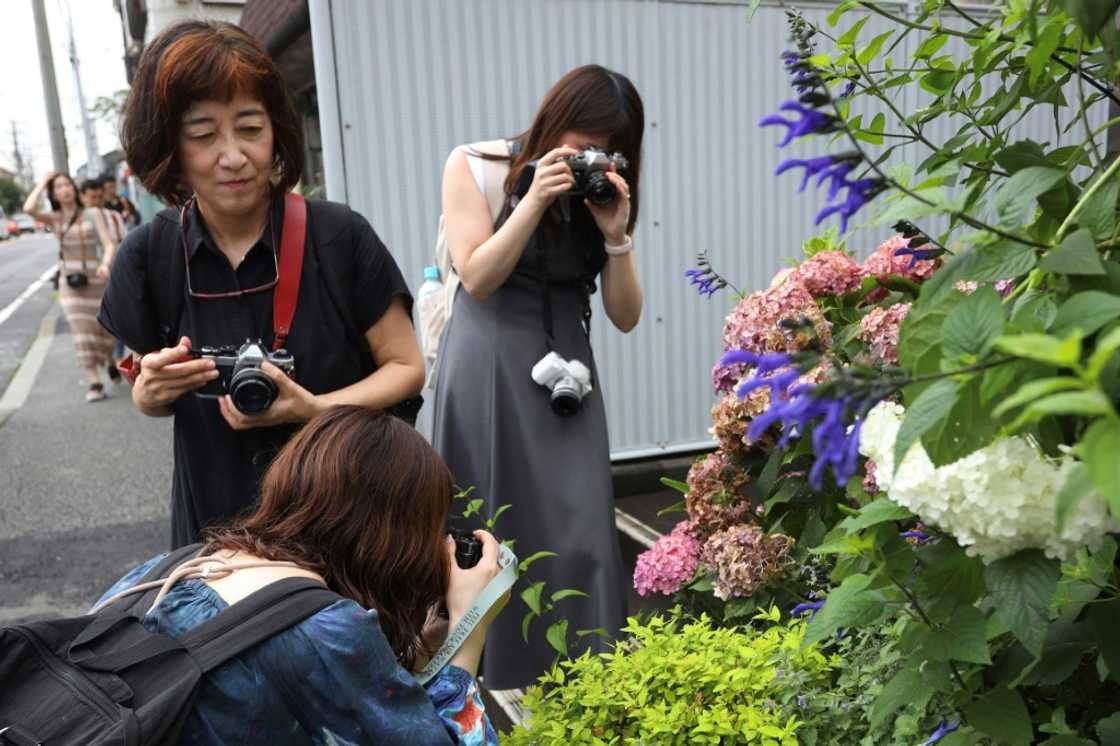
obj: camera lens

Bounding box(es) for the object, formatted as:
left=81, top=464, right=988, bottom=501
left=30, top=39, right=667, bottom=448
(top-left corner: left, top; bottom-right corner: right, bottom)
left=449, top=528, right=483, bottom=569
left=550, top=375, right=582, bottom=417
left=585, top=172, right=616, bottom=206
left=229, top=368, right=277, bottom=414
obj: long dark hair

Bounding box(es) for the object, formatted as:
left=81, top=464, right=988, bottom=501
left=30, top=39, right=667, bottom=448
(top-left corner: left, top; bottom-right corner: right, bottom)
left=122, top=20, right=305, bottom=206
left=505, top=65, right=644, bottom=232
left=46, top=173, right=80, bottom=212
left=203, top=407, right=453, bottom=670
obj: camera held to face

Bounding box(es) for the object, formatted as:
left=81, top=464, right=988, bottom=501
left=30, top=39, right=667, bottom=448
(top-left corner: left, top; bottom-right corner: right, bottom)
left=559, top=148, right=629, bottom=206
left=191, top=340, right=296, bottom=414
left=531, top=351, right=593, bottom=417
left=448, top=528, right=483, bottom=569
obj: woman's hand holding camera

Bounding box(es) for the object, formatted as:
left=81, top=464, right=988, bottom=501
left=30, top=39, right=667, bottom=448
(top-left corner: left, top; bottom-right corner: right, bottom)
left=586, top=168, right=631, bottom=246
left=521, top=146, right=579, bottom=214
left=446, top=530, right=509, bottom=677
left=133, top=336, right=220, bottom=413
left=217, top=362, right=325, bottom=430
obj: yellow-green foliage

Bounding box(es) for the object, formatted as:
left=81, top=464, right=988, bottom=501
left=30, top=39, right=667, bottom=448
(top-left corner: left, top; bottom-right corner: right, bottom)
left=504, top=608, right=835, bottom=745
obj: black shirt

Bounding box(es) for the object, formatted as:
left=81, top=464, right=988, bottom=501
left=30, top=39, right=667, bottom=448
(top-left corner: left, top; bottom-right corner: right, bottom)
left=98, top=196, right=412, bottom=548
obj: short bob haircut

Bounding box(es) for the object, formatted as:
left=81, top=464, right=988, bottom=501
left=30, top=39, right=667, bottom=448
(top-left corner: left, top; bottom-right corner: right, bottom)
left=122, top=20, right=304, bottom=206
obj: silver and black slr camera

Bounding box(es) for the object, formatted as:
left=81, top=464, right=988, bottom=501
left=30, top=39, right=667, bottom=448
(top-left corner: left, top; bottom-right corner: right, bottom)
left=191, top=340, right=296, bottom=414
left=558, top=148, right=629, bottom=206
left=531, top=352, right=593, bottom=417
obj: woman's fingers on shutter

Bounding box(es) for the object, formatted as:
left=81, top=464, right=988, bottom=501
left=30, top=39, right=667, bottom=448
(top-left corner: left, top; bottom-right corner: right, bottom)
left=539, top=147, right=579, bottom=166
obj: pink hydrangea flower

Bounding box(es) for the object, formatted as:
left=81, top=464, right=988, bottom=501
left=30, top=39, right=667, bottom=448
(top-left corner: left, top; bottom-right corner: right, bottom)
left=686, top=451, right=753, bottom=536
left=955, top=279, right=1016, bottom=298
left=633, top=521, right=703, bottom=597
left=863, top=235, right=938, bottom=284
left=700, top=524, right=795, bottom=601
left=862, top=458, right=880, bottom=496
left=710, top=386, right=774, bottom=458
left=716, top=280, right=832, bottom=392
left=995, top=279, right=1016, bottom=298
left=788, top=250, right=864, bottom=298
left=954, top=280, right=979, bottom=295
left=857, top=303, right=911, bottom=365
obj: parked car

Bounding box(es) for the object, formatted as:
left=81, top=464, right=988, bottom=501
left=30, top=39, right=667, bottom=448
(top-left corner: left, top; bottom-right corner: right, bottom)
left=13, top=213, right=36, bottom=234
left=7, top=220, right=18, bottom=237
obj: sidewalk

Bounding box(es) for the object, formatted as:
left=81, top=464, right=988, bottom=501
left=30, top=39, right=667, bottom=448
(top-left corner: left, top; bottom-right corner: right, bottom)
left=0, top=307, right=172, bottom=622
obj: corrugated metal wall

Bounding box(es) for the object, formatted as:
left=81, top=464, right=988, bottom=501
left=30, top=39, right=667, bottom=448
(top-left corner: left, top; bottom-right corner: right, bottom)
left=309, top=0, right=1109, bottom=459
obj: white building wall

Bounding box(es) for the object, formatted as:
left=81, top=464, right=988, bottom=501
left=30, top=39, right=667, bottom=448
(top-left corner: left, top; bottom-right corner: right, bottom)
left=309, top=0, right=1109, bottom=459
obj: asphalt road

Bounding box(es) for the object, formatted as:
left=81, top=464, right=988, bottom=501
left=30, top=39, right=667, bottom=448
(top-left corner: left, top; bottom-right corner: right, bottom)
left=0, top=232, right=172, bottom=623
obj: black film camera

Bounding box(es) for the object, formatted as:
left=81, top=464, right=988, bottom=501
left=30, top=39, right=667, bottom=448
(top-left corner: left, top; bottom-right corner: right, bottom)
left=559, top=148, right=629, bottom=206
left=190, top=340, right=296, bottom=414
left=449, top=528, right=483, bottom=569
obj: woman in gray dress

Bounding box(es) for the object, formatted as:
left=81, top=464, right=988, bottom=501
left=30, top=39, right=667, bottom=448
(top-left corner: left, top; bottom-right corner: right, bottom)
left=432, top=65, right=644, bottom=690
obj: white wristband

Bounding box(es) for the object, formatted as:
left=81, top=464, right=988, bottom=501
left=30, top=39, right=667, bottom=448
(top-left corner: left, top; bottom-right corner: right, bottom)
left=604, top=236, right=633, bottom=256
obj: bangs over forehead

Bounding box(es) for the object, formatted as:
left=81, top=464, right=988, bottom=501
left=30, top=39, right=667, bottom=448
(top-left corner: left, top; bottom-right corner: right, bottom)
left=122, top=20, right=304, bottom=205
left=160, top=27, right=269, bottom=118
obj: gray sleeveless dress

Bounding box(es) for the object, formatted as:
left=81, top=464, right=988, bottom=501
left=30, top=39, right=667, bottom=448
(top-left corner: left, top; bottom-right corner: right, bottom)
left=432, top=202, right=626, bottom=690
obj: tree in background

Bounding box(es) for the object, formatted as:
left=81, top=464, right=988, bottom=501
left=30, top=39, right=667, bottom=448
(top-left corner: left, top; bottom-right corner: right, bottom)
left=0, top=176, right=26, bottom=215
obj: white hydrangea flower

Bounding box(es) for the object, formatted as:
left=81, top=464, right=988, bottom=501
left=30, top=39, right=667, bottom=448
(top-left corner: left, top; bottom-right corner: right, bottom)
left=859, top=401, right=1118, bottom=562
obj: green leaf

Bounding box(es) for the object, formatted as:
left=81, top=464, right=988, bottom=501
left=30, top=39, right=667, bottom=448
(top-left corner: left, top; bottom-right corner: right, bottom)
left=838, top=16, right=869, bottom=46
left=1078, top=418, right=1120, bottom=517
left=518, top=551, right=559, bottom=574
left=900, top=293, right=956, bottom=375
left=744, top=0, right=762, bottom=21
left=1006, top=390, right=1114, bottom=432
left=1097, top=712, right=1120, bottom=743
left=1040, top=229, right=1105, bottom=276
left=545, top=619, right=569, bottom=655
left=1089, top=599, right=1120, bottom=682
left=913, top=606, right=992, bottom=664
left=857, top=31, right=893, bottom=67
left=804, top=573, right=885, bottom=645
left=521, top=610, right=536, bottom=643
left=1051, top=291, right=1120, bottom=338
left=873, top=187, right=950, bottom=225
left=995, top=140, right=1049, bottom=173
left=994, top=333, right=1081, bottom=367
left=1066, top=0, right=1120, bottom=39
left=965, top=687, right=1034, bottom=746
left=922, top=377, right=1000, bottom=466
left=1087, top=326, right=1120, bottom=381
left=914, top=32, right=949, bottom=60
left=854, top=112, right=886, bottom=145
left=920, top=68, right=956, bottom=95
left=943, top=285, right=1004, bottom=362
left=968, top=240, right=1039, bottom=282
left=550, top=588, right=589, bottom=604
left=993, top=377, right=1086, bottom=419
left=894, top=379, right=959, bottom=473
left=992, top=167, right=1066, bottom=228
left=521, top=581, right=545, bottom=616
left=660, top=477, right=690, bottom=495
left=827, top=0, right=860, bottom=26
left=985, top=549, right=1061, bottom=656
left=1010, top=292, right=1058, bottom=333
left=1024, top=17, right=1063, bottom=84
left=869, top=667, right=933, bottom=729
left=839, top=497, right=912, bottom=532
left=1080, top=169, right=1119, bottom=240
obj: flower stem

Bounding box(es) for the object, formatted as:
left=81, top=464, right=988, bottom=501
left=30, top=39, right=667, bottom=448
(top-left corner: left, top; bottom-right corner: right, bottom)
left=882, top=566, right=969, bottom=692
left=1055, top=153, right=1120, bottom=242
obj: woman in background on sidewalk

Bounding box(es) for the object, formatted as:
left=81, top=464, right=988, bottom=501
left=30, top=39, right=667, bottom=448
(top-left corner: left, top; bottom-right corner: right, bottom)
left=24, top=171, right=119, bottom=402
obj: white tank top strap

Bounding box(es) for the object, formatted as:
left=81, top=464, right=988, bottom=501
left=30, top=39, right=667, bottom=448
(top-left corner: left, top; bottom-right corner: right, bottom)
left=461, top=145, right=486, bottom=195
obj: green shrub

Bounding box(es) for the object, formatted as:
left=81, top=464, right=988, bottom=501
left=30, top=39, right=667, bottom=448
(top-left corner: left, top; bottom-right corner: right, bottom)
left=503, top=607, right=832, bottom=745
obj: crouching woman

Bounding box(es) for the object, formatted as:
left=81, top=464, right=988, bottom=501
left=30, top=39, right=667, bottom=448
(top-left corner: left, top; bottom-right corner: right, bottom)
left=94, top=406, right=503, bottom=745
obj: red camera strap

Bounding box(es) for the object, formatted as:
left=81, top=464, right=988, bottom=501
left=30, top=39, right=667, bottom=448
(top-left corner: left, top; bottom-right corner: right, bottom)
left=273, top=192, right=307, bottom=351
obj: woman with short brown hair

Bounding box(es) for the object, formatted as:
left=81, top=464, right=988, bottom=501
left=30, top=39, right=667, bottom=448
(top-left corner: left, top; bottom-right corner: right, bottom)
left=99, top=20, right=424, bottom=548
left=95, top=406, right=503, bottom=744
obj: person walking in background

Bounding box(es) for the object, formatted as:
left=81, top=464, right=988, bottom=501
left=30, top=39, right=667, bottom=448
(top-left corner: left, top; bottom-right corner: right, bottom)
left=101, top=173, right=140, bottom=229
left=24, top=172, right=120, bottom=402
left=432, top=64, right=645, bottom=689
left=81, top=177, right=132, bottom=369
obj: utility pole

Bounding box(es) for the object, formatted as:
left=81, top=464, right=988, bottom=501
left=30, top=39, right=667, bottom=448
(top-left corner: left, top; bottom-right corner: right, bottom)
left=62, top=0, right=101, bottom=177
left=30, top=0, right=69, bottom=173
left=10, top=122, right=30, bottom=189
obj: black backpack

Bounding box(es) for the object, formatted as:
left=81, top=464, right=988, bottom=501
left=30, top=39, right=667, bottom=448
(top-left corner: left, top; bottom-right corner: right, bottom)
left=0, top=544, right=340, bottom=746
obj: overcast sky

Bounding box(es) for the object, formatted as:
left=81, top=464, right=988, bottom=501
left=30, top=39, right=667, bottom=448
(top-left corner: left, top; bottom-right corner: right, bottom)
left=0, top=0, right=128, bottom=180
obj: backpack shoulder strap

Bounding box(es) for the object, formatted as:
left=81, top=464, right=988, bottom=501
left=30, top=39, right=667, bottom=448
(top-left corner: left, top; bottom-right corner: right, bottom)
left=465, top=139, right=511, bottom=223
left=147, top=208, right=185, bottom=349
left=181, top=578, right=341, bottom=672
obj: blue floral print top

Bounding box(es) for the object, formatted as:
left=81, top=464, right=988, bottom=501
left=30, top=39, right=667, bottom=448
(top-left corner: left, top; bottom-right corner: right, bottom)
left=95, top=556, right=499, bottom=746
